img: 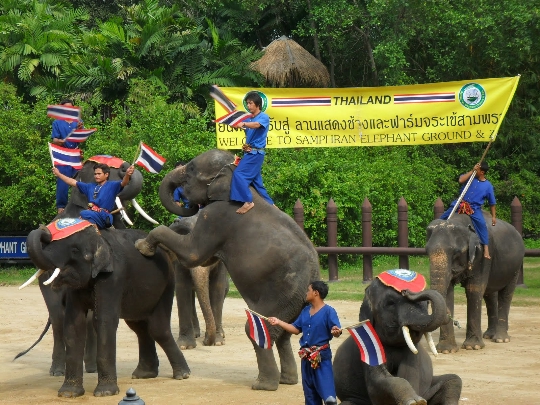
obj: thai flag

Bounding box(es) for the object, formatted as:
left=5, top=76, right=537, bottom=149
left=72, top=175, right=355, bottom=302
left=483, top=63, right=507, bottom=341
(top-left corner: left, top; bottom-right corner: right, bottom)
left=47, top=104, right=81, bottom=121
left=393, top=92, right=455, bottom=104
left=214, top=110, right=252, bottom=127
left=347, top=320, right=386, bottom=366
left=48, top=143, right=83, bottom=169
left=245, top=310, right=272, bottom=349
left=66, top=128, right=97, bottom=143
left=210, top=85, right=237, bottom=113
left=134, top=142, right=166, bottom=173
left=271, top=97, right=332, bottom=107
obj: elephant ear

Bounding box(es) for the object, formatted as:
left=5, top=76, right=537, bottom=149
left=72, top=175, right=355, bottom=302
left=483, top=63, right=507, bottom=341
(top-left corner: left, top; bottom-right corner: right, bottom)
left=468, top=224, right=481, bottom=269
left=359, top=284, right=374, bottom=323
left=207, top=164, right=235, bottom=202
left=91, top=236, right=114, bottom=278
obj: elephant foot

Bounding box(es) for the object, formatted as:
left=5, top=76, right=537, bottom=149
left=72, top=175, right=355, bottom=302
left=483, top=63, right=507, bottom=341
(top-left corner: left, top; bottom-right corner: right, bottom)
left=135, top=239, right=156, bottom=256
left=49, top=365, right=65, bottom=376
left=177, top=336, right=197, bottom=350
left=84, top=362, right=97, bottom=374
left=93, top=382, right=119, bottom=397
left=172, top=368, right=191, bottom=380
left=215, top=334, right=225, bottom=346
left=58, top=383, right=85, bottom=398
left=492, top=333, right=511, bottom=343
left=482, top=329, right=497, bottom=340
left=436, top=341, right=459, bottom=354
left=279, top=372, right=298, bottom=385
left=132, top=365, right=159, bottom=379
left=252, top=378, right=279, bottom=391
left=462, top=339, right=485, bottom=350
left=203, top=332, right=216, bottom=346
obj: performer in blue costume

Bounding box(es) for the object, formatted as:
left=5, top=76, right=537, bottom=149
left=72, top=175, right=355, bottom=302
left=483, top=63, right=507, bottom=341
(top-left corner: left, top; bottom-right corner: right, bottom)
left=230, top=91, right=274, bottom=214
left=51, top=99, right=84, bottom=213
left=440, top=161, right=497, bottom=259
left=269, top=281, right=341, bottom=405
left=52, top=163, right=135, bottom=229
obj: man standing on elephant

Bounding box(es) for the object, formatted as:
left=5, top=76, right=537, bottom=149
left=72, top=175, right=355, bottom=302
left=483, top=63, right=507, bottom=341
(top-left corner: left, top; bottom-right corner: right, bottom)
left=269, top=281, right=341, bottom=405
left=440, top=161, right=496, bottom=259
left=231, top=91, right=274, bottom=214
left=52, top=163, right=135, bottom=229
left=51, top=99, right=84, bottom=214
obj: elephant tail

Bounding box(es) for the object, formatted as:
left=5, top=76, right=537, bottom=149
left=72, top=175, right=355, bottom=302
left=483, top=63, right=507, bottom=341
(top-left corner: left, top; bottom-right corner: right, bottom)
left=12, top=319, right=51, bottom=361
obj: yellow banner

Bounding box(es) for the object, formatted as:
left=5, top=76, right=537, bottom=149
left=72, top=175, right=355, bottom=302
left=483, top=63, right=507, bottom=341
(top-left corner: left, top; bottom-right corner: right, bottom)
left=215, top=76, right=519, bottom=149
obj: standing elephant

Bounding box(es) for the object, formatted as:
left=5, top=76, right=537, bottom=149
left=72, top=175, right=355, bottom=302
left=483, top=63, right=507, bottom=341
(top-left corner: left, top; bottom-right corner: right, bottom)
left=135, top=149, right=320, bottom=391
left=26, top=219, right=190, bottom=397
left=334, top=270, right=462, bottom=405
left=426, top=213, right=524, bottom=353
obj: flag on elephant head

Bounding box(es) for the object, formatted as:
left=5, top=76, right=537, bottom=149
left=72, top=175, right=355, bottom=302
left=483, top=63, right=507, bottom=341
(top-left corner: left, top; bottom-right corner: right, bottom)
left=134, top=142, right=166, bottom=173
left=245, top=309, right=272, bottom=349
left=48, top=143, right=83, bottom=169
left=347, top=320, right=386, bottom=366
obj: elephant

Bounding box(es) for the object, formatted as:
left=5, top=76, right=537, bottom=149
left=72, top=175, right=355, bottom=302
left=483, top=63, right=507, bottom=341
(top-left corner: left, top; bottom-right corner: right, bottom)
left=334, top=270, right=462, bottom=405
left=26, top=220, right=191, bottom=397
left=18, top=156, right=146, bottom=377
left=135, top=149, right=320, bottom=391
left=425, top=212, right=525, bottom=353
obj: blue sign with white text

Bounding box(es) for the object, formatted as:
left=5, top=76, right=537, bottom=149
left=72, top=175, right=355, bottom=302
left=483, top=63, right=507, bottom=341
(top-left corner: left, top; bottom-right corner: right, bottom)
left=0, top=236, right=29, bottom=259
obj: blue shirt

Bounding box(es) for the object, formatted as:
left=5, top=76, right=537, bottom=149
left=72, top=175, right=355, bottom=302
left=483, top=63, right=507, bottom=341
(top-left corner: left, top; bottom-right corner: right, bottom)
left=459, top=177, right=496, bottom=210
left=244, top=111, right=270, bottom=154
left=76, top=180, right=123, bottom=212
left=51, top=119, right=81, bottom=149
left=173, top=186, right=191, bottom=208
left=292, top=304, right=341, bottom=349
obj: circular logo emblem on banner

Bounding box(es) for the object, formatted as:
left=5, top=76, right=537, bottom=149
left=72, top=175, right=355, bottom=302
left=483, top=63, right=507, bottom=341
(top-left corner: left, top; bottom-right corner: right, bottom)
left=243, top=91, right=268, bottom=112
left=56, top=218, right=83, bottom=229
left=459, top=83, right=486, bottom=110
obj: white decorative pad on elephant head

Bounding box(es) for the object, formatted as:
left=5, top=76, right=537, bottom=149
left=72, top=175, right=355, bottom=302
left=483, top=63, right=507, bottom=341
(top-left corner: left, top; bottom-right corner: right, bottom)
left=46, top=218, right=96, bottom=241
left=376, top=269, right=426, bottom=293
left=86, top=155, right=125, bottom=168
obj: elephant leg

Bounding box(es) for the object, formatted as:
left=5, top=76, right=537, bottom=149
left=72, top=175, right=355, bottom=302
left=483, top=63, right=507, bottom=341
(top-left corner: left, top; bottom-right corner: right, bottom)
left=209, top=262, right=228, bottom=345
left=245, top=321, right=280, bottom=391
left=58, top=299, right=87, bottom=398
left=125, top=320, right=160, bottom=379
left=191, top=266, right=216, bottom=346
left=39, top=281, right=67, bottom=376
left=191, top=291, right=201, bottom=338
left=93, top=311, right=120, bottom=397
left=147, top=298, right=191, bottom=380
left=423, top=374, right=462, bottom=405
left=463, top=279, right=488, bottom=350
left=482, top=291, right=498, bottom=340
left=83, top=310, right=97, bottom=373
left=437, top=283, right=458, bottom=354
left=275, top=331, right=298, bottom=385
left=175, top=263, right=197, bottom=349
left=492, top=271, right=518, bottom=343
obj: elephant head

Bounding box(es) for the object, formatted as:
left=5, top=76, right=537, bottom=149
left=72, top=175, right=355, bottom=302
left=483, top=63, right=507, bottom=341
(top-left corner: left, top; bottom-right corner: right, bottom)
left=361, top=269, right=449, bottom=355
left=425, top=217, right=481, bottom=302
left=26, top=219, right=113, bottom=289
left=158, top=149, right=236, bottom=217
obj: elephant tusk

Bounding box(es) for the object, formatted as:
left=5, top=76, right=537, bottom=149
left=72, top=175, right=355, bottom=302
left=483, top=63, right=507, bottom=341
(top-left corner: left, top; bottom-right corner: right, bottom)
left=402, top=326, right=418, bottom=354
left=115, top=197, right=133, bottom=226
left=43, top=268, right=60, bottom=286
left=132, top=198, right=159, bottom=225
left=19, top=269, right=45, bottom=290
left=425, top=332, right=438, bottom=357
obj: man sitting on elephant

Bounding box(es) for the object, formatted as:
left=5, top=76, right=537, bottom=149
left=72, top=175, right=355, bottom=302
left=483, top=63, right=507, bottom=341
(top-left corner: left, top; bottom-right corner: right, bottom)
left=53, top=162, right=135, bottom=229
left=440, top=161, right=496, bottom=259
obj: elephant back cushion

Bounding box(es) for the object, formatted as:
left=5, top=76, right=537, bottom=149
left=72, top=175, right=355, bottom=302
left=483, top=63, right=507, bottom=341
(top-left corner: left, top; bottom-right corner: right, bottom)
left=46, top=218, right=98, bottom=241
left=86, top=155, right=125, bottom=168
left=376, top=269, right=426, bottom=293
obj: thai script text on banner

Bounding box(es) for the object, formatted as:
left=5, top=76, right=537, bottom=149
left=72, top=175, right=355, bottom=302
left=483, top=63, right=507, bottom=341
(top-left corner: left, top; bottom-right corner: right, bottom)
left=214, top=77, right=519, bottom=149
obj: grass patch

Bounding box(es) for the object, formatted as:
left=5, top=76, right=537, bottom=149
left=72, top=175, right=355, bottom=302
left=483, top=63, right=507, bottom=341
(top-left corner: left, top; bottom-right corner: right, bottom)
left=4, top=257, right=540, bottom=307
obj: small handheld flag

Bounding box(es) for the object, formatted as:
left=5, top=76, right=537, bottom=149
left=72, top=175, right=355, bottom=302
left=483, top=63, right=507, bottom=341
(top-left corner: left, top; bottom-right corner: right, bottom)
left=210, top=85, right=237, bottom=113
left=47, top=105, right=81, bottom=121
left=48, top=143, right=83, bottom=169
left=245, top=309, right=272, bottom=349
left=66, top=128, right=97, bottom=143
left=214, top=110, right=251, bottom=127
left=134, top=142, right=166, bottom=173
left=346, top=320, right=386, bottom=366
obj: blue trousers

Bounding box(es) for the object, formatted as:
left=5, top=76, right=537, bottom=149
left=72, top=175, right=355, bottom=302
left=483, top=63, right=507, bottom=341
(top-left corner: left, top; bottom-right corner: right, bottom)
left=441, top=203, right=489, bottom=245
left=55, top=166, right=78, bottom=209
left=301, top=358, right=337, bottom=405
left=230, top=153, right=274, bottom=205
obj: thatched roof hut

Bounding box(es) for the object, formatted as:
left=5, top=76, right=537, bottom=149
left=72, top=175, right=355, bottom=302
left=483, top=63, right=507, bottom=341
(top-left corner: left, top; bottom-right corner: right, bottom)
left=251, top=36, right=330, bottom=88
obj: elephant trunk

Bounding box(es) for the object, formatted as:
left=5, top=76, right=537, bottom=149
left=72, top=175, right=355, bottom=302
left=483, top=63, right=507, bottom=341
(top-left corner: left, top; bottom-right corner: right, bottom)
left=116, top=163, right=143, bottom=200
left=27, top=227, right=55, bottom=271
left=401, top=289, right=450, bottom=332
left=427, top=247, right=453, bottom=311
left=190, top=265, right=216, bottom=346
left=158, top=166, right=199, bottom=217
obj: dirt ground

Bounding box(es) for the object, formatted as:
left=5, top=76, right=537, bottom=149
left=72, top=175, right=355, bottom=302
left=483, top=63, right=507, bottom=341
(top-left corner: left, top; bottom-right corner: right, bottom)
left=1, top=286, right=539, bottom=405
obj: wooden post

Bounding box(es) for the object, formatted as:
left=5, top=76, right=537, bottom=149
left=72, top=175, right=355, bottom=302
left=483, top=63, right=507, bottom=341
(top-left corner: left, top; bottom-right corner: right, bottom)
left=327, top=198, right=338, bottom=281
left=293, top=199, right=304, bottom=230
left=434, top=197, right=445, bottom=219
left=398, top=197, right=409, bottom=269
left=362, top=197, right=373, bottom=283
left=511, top=197, right=526, bottom=287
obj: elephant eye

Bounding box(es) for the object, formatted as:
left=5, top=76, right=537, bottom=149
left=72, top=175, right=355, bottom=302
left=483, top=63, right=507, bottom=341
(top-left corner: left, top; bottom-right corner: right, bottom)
left=385, top=299, right=396, bottom=308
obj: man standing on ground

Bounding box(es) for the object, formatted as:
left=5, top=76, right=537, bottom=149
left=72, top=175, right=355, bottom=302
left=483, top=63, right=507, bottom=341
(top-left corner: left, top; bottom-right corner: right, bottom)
left=52, top=163, right=134, bottom=229
left=51, top=99, right=83, bottom=214
left=230, top=91, right=274, bottom=214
